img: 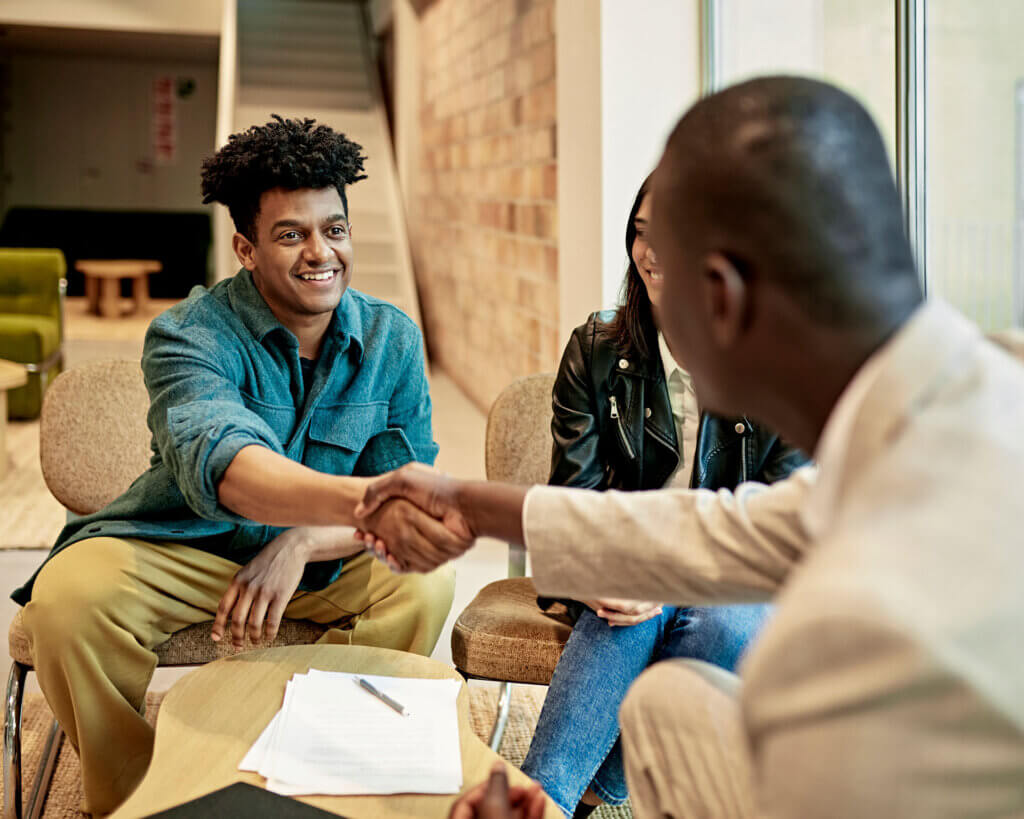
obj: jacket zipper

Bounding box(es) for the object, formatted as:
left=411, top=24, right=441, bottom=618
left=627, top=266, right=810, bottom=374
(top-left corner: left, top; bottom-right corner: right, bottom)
left=644, top=422, right=679, bottom=475
left=609, top=395, right=637, bottom=460
left=741, top=434, right=749, bottom=483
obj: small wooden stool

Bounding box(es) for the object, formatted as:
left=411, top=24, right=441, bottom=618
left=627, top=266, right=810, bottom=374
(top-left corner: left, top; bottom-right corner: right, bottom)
left=0, top=359, right=27, bottom=479
left=76, top=259, right=162, bottom=318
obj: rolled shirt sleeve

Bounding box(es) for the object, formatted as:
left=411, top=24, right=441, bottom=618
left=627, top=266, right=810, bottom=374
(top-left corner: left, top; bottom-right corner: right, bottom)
left=143, top=316, right=286, bottom=523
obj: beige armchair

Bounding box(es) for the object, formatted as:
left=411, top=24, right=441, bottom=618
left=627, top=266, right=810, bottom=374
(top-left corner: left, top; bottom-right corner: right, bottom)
left=450, top=373, right=574, bottom=750
left=4, top=361, right=327, bottom=819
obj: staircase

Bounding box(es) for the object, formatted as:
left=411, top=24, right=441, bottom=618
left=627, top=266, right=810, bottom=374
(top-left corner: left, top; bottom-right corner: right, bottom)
left=231, top=0, right=422, bottom=332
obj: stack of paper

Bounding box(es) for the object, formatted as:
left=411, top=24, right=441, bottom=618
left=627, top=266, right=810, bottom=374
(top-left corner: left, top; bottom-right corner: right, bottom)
left=239, top=669, right=463, bottom=796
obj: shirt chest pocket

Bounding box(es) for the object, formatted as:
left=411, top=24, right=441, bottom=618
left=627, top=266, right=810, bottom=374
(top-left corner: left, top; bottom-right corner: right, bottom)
left=239, top=390, right=297, bottom=444
left=306, top=402, right=408, bottom=476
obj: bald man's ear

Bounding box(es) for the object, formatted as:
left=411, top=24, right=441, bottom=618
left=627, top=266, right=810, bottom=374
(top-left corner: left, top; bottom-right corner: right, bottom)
left=702, top=252, right=748, bottom=348
left=232, top=233, right=257, bottom=271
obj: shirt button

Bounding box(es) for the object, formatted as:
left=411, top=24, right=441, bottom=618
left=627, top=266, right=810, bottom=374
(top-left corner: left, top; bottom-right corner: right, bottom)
left=644, top=407, right=652, bottom=418
left=735, top=422, right=746, bottom=434
left=619, top=358, right=629, bottom=369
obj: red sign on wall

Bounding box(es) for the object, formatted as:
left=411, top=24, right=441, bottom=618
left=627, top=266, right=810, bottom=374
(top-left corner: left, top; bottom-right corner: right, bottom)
left=152, top=76, right=176, bottom=164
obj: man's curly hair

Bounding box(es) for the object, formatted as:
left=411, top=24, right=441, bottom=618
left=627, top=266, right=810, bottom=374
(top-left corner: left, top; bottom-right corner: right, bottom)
left=200, top=115, right=367, bottom=242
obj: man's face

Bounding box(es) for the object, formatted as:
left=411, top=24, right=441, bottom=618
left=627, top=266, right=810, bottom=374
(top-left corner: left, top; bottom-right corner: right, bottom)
left=237, top=186, right=353, bottom=324
left=648, top=160, right=735, bottom=416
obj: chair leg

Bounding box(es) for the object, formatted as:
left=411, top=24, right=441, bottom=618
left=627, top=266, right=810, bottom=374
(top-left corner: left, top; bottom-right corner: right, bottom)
left=488, top=681, right=513, bottom=753
left=25, top=719, right=61, bottom=819
left=4, top=663, right=64, bottom=819
left=4, top=662, right=27, bottom=819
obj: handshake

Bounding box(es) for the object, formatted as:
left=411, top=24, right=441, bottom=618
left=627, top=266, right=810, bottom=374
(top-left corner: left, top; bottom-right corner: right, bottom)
left=351, top=463, right=486, bottom=574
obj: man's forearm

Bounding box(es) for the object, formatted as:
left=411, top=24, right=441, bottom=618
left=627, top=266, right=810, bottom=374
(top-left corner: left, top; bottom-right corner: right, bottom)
left=289, top=526, right=363, bottom=562
left=456, top=480, right=529, bottom=544
left=218, top=445, right=368, bottom=527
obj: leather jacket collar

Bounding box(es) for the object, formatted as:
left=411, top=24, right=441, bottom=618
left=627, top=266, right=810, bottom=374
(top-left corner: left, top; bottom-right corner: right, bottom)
left=549, top=311, right=809, bottom=492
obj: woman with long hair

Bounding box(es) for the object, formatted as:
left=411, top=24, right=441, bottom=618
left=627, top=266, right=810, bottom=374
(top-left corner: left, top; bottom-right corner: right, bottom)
left=519, top=176, right=808, bottom=818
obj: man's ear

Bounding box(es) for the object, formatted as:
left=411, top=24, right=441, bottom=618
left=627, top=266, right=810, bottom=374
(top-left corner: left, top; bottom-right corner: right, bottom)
left=232, top=233, right=257, bottom=271
left=701, top=251, right=749, bottom=348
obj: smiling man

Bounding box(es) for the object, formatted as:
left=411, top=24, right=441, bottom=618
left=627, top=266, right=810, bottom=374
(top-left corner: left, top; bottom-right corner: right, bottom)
left=13, top=116, right=458, bottom=815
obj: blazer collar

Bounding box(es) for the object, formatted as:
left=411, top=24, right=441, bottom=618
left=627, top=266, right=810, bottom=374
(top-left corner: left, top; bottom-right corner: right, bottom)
left=804, top=300, right=973, bottom=538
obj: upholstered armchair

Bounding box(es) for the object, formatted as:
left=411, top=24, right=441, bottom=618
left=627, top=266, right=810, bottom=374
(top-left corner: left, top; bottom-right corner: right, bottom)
left=0, top=249, right=66, bottom=418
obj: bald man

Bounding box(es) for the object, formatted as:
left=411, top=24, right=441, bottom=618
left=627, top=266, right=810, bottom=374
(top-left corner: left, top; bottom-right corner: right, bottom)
left=358, top=77, right=1024, bottom=818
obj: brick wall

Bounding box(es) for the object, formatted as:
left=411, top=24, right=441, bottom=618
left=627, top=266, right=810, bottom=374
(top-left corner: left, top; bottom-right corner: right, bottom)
left=410, top=0, right=559, bottom=412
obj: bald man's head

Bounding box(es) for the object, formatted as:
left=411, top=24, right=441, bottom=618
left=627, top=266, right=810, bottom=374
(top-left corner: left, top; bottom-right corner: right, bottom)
left=649, top=76, right=923, bottom=443
left=655, top=76, right=918, bottom=325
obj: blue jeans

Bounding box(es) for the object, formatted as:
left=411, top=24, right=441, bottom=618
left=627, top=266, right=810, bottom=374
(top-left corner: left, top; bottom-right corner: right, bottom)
left=520, top=603, right=770, bottom=817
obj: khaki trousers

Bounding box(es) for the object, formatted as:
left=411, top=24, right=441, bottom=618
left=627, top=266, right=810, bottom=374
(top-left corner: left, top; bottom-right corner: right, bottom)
left=21, top=537, right=455, bottom=815
left=620, top=659, right=755, bottom=819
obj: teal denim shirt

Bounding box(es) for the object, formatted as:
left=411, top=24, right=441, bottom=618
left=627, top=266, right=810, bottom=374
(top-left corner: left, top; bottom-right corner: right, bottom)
left=12, top=269, right=437, bottom=604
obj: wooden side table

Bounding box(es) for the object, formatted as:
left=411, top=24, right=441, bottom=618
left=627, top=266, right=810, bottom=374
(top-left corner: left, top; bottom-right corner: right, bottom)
left=0, top=360, right=27, bottom=479
left=75, top=259, right=162, bottom=318
left=111, top=644, right=562, bottom=819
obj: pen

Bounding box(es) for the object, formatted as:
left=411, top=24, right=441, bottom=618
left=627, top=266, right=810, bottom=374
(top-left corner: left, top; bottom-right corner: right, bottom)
left=355, top=676, right=410, bottom=716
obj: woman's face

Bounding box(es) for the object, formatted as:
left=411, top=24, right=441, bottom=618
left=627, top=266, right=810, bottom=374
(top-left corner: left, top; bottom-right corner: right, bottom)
left=631, top=193, right=664, bottom=309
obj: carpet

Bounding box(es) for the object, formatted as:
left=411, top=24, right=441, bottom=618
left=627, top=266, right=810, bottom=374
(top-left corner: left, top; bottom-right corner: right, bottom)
left=4, top=686, right=632, bottom=818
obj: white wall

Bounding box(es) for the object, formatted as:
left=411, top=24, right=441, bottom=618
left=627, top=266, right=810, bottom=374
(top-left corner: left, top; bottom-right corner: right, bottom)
left=0, top=0, right=221, bottom=35
left=213, top=0, right=238, bottom=282
left=5, top=53, right=218, bottom=212
left=555, top=0, right=701, bottom=344
left=555, top=0, right=602, bottom=345
left=599, top=0, right=701, bottom=310
left=392, top=0, right=419, bottom=211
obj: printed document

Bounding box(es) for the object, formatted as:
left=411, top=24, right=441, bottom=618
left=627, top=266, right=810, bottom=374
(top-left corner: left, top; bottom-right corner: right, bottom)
left=239, top=669, right=463, bottom=796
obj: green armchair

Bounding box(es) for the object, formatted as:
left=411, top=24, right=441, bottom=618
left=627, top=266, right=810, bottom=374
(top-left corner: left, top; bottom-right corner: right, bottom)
left=0, top=249, right=66, bottom=418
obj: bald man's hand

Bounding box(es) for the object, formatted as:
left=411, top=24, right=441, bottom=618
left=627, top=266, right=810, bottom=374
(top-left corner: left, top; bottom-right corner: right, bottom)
left=449, top=763, right=547, bottom=819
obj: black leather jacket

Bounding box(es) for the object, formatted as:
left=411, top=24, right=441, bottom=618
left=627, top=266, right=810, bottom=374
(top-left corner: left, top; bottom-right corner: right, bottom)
left=550, top=311, right=809, bottom=492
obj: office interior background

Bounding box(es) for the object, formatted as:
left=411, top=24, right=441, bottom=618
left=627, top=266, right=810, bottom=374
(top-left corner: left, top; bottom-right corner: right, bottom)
left=1, top=0, right=1018, bottom=412
left=0, top=0, right=1020, bottom=812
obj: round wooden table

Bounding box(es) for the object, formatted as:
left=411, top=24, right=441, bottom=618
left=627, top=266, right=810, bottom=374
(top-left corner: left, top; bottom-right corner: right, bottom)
left=0, top=359, right=27, bottom=480
left=75, top=259, right=162, bottom=318
left=110, top=644, right=561, bottom=819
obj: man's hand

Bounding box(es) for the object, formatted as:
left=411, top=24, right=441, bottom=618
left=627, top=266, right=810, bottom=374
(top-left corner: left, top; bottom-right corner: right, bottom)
left=584, top=598, right=663, bottom=627
left=449, top=763, right=547, bottom=819
left=211, top=527, right=363, bottom=648
left=354, top=464, right=475, bottom=572
left=357, top=492, right=474, bottom=573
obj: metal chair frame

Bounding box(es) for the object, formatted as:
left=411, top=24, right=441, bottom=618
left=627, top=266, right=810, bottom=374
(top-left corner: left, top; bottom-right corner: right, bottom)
left=1, top=359, right=326, bottom=818
left=5, top=662, right=60, bottom=819
left=457, top=543, right=530, bottom=753
left=454, top=372, right=557, bottom=752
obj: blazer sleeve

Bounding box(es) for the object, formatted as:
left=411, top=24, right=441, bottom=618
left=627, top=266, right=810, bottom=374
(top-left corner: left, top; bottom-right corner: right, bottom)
left=549, top=320, right=606, bottom=490
left=526, top=465, right=817, bottom=605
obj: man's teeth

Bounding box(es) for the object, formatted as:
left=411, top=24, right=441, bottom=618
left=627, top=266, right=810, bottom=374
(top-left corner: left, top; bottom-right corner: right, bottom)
left=298, top=271, right=335, bottom=281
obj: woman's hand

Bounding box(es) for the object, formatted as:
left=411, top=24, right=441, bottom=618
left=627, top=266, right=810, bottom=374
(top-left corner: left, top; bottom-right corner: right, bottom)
left=584, top=598, right=664, bottom=627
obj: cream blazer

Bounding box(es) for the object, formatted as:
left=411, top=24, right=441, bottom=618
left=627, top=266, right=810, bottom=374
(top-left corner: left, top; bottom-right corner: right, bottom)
left=524, top=301, right=1024, bottom=817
